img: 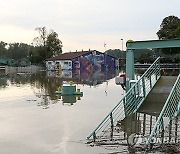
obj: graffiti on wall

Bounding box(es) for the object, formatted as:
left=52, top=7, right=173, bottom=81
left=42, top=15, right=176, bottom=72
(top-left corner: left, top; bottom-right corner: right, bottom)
left=72, top=51, right=115, bottom=71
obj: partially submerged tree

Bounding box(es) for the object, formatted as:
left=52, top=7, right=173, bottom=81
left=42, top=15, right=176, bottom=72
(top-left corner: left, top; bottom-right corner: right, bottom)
left=157, top=15, right=180, bottom=55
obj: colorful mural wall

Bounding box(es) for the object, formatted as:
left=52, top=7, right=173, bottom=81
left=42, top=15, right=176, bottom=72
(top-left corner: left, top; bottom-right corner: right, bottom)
left=72, top=51, right=115, bottom=72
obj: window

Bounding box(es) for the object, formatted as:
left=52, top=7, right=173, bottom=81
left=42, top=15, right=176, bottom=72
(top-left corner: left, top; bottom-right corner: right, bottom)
left=64, top=61, right=69, bottom=65
left=48, top=62, right=52, bottom=64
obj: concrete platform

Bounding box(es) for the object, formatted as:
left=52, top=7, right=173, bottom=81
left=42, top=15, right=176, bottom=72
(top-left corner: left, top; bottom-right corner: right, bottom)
left=138, top=76, right=178, bottom=116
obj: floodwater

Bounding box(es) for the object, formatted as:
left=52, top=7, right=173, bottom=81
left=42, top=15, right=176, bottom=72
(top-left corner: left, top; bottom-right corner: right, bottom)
left=0, top=69, right=124, bottom=154
left=0, top=69, right=179, bottom=154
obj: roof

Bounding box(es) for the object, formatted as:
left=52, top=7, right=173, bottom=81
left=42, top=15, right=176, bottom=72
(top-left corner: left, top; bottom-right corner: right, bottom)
left=46, top=50, right=117, bottom=61
left=46, top=50, right=94, bottom=61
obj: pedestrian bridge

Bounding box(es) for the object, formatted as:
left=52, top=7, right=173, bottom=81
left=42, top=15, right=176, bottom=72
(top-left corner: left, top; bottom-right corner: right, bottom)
left=87, top=39, right=180, bottom=148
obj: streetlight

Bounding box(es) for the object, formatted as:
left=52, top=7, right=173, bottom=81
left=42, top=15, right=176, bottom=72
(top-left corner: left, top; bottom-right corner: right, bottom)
left=121, top=39, right=123, bottom=51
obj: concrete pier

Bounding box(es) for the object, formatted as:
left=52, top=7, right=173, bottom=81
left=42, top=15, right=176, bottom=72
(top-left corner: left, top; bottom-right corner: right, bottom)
left=138, top=76, right=178, bottom=116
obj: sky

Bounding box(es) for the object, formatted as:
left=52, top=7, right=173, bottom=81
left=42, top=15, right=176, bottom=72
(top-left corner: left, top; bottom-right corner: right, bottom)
left=0, top=0, right=180, bottom=52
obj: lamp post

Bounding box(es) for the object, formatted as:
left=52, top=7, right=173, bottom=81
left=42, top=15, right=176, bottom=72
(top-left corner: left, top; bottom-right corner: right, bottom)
left=121, top=39, right=123, bottom=51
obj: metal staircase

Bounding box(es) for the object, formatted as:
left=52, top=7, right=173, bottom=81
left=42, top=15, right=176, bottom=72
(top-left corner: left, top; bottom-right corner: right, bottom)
left=87, top=57, right=161, bottom=141
left=87, top=58, right=179, bottom=151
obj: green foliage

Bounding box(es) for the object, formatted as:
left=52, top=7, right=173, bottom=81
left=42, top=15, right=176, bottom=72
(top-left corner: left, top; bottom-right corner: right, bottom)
left=134, top=49, right=156, bottom=63
left=32, top=27, right=63, bottom=63
left=157, top=16, right=180, bottom=39
left=0, top=41, right=32, bottom=62
left=46, top=31, right=63, bottom=57
left=8, top=43, right=30, bottom=60
left=105, top=49, right=125, bottom=59
left=33, top=27, right=47, bottom=47
left=0, top=41, right=8, bottom=58
left=157, top=15, right=180, bottom=55
left=137, top=52, right=152, bottom=63
left=0, top=26, right=63, bottom=65
left=29, top=46, right=45, bottom=64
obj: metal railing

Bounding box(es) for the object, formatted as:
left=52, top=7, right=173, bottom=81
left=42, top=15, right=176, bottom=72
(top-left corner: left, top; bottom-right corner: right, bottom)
left=146, top=74, right=180, bottom=146
left=87, top=57, right=161, bottom=141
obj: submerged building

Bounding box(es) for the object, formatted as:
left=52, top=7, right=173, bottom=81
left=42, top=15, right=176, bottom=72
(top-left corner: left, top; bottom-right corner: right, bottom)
left=45, top=50, right=117, bottom=71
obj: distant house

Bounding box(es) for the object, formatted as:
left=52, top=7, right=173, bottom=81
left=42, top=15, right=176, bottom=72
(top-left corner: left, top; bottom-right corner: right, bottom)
left=45, top=50, right=117, bottom=71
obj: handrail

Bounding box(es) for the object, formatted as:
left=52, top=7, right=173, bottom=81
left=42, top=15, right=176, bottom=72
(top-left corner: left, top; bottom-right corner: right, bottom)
left=146, top=74, right=180, bottom=145
left=87, top=57, right=161, bottom=140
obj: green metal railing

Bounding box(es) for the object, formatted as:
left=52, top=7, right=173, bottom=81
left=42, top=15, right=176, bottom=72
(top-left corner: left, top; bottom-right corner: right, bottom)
left=146, top=74, right=180, bottom=146
left=87, top=57, right=161, bottom=141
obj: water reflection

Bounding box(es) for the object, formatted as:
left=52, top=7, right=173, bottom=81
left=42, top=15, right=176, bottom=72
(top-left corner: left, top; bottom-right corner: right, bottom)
left=0, top=68, right=179, bottom=153
left=47, top=68, right=116, bottom=86
left=0, top=68, right=117, bottom=108
left=90, top=87, right=180, bottom=153
left=0, top=75, right=8, bottom=88
left=60, top=95, right=82, bottom=105
left=101, top=112, right=180, bottom=153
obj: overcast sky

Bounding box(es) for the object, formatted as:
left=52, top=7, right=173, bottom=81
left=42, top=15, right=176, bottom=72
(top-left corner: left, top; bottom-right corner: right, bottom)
left=0, top=0, right=180, bottom=52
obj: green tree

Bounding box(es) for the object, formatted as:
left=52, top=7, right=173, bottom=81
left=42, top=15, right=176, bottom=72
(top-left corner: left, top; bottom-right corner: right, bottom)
left=0, top=41, right=8, bottom=58
left=8, top=43, right=30, bottom=60
left=33, top=27, right=47, bottom=47
left=29, top=46, right=41, bottom=64
left=46, top=31, right=63, bottom=57
left=157, top=15, right=180, bottom=54
left=33, top=27, right=63, bottom=63
left=105, top=49, right=125, bottom=59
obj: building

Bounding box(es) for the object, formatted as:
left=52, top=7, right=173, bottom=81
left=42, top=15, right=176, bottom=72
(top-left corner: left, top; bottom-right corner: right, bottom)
left=45, top=50, right=117, bottom=71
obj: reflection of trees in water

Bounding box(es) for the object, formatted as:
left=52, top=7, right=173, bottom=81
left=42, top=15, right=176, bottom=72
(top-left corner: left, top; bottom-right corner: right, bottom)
left=0, top=73, right=63, bottom=109
left=1, top=73, right=62, bottom=98
left=0, top=69, right=116, bottom=108
left=29, top=73, right=63, bottom=109
left=30, top=73, right=63, bottom=98
left=0, top=75, right=8, bottom=88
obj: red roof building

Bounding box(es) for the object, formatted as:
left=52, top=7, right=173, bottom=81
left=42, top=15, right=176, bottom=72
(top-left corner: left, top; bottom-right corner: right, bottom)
left=45, top=50, right=116, bottom=71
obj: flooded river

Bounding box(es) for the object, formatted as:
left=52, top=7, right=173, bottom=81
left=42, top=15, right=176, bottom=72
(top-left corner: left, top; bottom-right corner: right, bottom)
left=0, top=69, right=179, bottom=154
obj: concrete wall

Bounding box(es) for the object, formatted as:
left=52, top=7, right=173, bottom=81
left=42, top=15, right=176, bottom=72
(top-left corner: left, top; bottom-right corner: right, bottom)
left=4, top=66, right=44, bottom=74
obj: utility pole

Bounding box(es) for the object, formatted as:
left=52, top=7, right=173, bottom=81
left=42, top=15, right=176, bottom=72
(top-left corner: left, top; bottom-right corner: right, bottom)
left=121, top=39, right=123, bottom=51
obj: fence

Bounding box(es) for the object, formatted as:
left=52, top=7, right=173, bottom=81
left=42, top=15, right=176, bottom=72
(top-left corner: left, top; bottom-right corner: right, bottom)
left=146, top=74, right=180, bottom=146
left=87, top=57, right=161, bottom=141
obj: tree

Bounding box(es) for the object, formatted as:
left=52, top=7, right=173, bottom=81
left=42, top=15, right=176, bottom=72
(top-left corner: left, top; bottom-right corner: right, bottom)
left=33, top=27, right=63, bottom=63
left=8, top=43, right=30, bottom=60
left=157, top=15, right=180, bottom=54
left=46, top=31, right=63, bottom=57
left=33, top=27, right=47, bottom=47
left=105, top=49, right=125, bottom=59
left=0, top=41, right=8, bottom=58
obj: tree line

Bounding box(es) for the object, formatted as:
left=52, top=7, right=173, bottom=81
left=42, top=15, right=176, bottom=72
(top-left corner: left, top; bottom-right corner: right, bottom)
left=106, top=15, right=180, bottom=63
left=0, top=27, right=63, bottom=64
left=0, top=15, right=180, bottom=65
